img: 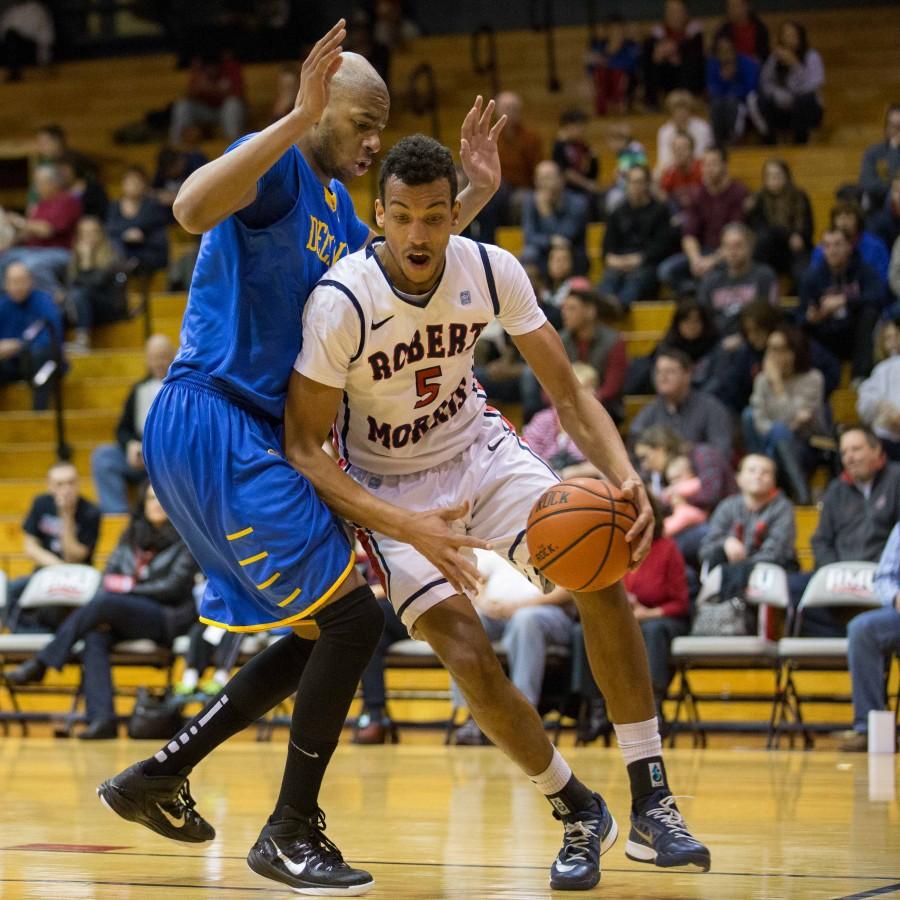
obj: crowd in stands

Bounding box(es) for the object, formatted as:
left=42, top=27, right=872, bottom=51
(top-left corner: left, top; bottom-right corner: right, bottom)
left=1, top=1, right=899, bottom=750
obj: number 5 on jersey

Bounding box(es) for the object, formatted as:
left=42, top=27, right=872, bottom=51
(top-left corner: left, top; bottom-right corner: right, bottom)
left=414, top=366, right=443, bottom=408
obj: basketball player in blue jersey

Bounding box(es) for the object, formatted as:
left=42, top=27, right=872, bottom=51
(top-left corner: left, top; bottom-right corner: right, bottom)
left=96, top=23, right=506, bottom=895
left=286, top=135, right=711, bottom=891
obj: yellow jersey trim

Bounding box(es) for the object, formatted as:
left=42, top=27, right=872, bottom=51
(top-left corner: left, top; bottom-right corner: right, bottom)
left=277, top=587, right=302, bottom=608
left=198, top=550, right=356, bottom=633
left=256, top=571, right=282, bottom=590
left=226, top=526, right=254, bottom=541
left=239, top=550, right=269, bottom=567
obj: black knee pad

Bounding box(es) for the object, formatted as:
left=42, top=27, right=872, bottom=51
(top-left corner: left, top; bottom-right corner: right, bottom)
left=314, top=584, right=384, bottom=653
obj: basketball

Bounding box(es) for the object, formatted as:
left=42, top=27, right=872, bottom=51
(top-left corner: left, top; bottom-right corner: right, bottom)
left=526, top=477, right=638, bottom=592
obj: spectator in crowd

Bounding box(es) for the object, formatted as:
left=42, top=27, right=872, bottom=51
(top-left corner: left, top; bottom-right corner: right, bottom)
left=857, top=316, right=900, bottom=460
left=859, top=104, right=900, bottom=213
left=1, top=163, right=82, bottom=293
left=521, top=280, right=626, bottom=423
left=623, top=492, right=691, bottom=724
left=800, top=228, right=885, bottom=380
left=629, top=347, right=734, bottom=459
left=169, top=47, right=247, bottom=143
left=523, top=362, right=600, bottom=479
left=2, top=460, right=101, bottom=631
left=521, top=161, right=591, bottom=275
left=655, top=90, right=713, bottom=178
left=63, top=216, right=126, bottom=353
left=662, top=454, right=708, bottom=538
left=642, top=0, right=705, bottom=109
left=32, top=124, right=98, bottom=196
left=106, top=166, right=169, bottom=276
left=0, top=261, right=62, bottom=409
left=892, top=235, right=900, bottom=306
left=713, top=0, right=770, bottom=62
left=745, top=325, right=827, bottom=504
left=658, top=131, right=703, bottom=210
left=811, top=201, right=890, bottom=285
left=869, top=172, right=900, bottom=252
left=494, top=91, right=544, bottom=196
left=698, top=222, right=778, bottom=335
left=699, top=453, right=797, bottom=601
left=658, top=146, right=749, bottom=297
left=552, top=109, right=601, bottom=215
left=758, top=20, right=824, bottom=145
left=6, top=482, right=198, bottom=739
left=58, top=153, right=108, bottom=221
left=599, top=164, right=674, bottom=314
left=602, top=122, right=648, bottom=215
left=632, top=424, right=736, bottom=563
left=543, top=243, right=575, bottom=310
left=838, top=522, right=900, bottom=752
left=91, top=334, right=176, bottom=514
left=797, top=427, right=900, bottom=636
left=0, top=0, right=53, bottom=81
left=585, top=13, right=640, bottom=116
left=706, top=33, right=762, bottom=146
left=452, top=549, right=577, bottom=746
left=151, top=127, right=208, bottom=213
left=624, top=298, right=719, bottom=395
left=745, top=158, right=813, bottom=289
left=270, top=64, right=300, bottom=123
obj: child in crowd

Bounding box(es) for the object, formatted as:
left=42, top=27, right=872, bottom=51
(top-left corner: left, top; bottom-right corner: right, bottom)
left=662, top=454, right=709, bottom=537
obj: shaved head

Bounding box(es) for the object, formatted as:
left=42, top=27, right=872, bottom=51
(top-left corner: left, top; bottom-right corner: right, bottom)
left=330, top=52, right=388, bottom=103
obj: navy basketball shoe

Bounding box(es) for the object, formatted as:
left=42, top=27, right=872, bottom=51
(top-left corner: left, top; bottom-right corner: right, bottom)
left=549, top=793, right=619, bottom=890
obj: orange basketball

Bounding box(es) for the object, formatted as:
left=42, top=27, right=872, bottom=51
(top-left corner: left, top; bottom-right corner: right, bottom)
left=526, top=477, right=638, bottom=592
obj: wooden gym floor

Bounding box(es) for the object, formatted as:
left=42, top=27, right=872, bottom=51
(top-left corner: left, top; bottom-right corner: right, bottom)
left=0, top=739, right=897, bottom=898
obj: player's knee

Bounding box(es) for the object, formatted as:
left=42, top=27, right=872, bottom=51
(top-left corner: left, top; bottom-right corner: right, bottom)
left=443, top=642, right=505, bottom=697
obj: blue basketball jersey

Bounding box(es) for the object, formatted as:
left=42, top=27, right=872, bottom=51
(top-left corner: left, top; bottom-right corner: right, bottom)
left=167, top=134, right=371, bottom=420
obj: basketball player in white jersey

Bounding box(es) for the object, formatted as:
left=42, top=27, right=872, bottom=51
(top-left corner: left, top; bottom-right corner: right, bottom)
left=285, top=135, right=710, bottom=890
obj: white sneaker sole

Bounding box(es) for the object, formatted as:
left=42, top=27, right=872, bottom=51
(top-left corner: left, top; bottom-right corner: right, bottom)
left=625, top=838, right=710, bottom=872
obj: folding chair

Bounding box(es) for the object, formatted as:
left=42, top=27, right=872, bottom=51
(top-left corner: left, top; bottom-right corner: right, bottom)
left=668, top=563, right=790, bottom=748
left=769, top=561, right=880, bottom=749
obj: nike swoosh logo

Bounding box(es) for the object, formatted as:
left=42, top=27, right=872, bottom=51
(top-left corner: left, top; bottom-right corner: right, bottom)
left=272, top=839, right=307, bottom=876
left=291, top=739, right=319, bottom=758
left=487, top=438, right=504, bottom=451
left=372, top=316, right=394, bottom=330
left=555, top=862, right=577, bottom=873
left=158, top=804, right=185, bottom=829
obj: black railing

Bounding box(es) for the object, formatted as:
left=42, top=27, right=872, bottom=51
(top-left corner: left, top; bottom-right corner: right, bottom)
left=407, top=63, right=440, bottom=141
left=24, top=320, right=70, bottom=461
left=528, top=0, right=561, bottom=93
left=470, top=26, right=500, bottom=99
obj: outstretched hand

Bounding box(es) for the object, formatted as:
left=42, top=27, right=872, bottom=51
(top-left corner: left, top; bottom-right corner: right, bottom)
left=294, top=19, right=347, bottom=123
left=400, top=501, right=490, bottom=596
left=619, top=476, right=654, bottom=569
left=459, top=96, right=507, bottom=195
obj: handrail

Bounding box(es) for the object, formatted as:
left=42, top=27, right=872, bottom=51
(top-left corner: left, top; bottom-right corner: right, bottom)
left=27, top=321, right=70, bottom=461
left=527, top=0, right=561, bottom=93
left=470, top=25, right=499, bottom=99
left=407, top=62, right=440, bottom=140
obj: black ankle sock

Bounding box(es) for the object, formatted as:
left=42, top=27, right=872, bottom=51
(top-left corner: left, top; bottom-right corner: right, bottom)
left=627, top=756, right=670, bottom=807
left=548, top=773, right=599, bottom=817
left=271, top=585, right=383, bottom=817
left=142, top=633, right=315, bottom=777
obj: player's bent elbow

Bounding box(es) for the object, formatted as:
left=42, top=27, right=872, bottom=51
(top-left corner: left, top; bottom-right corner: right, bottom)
left=172, top=194, right=209, bottom=235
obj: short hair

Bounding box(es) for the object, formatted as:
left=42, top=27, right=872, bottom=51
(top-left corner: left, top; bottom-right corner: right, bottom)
left=665, top=90, right=694, bottom=113
left=655, top=346, right=693, bottom=371
left=885, top=104, right=900, bottom=125
left=379, top=134, right=458, bottom=202
left=123, top=164, right=149, bottom=181
left=722, top=221, right=755, bottom=247
left=739, top=297, right=784, bottom=332
left=830, top=200, right=864, bottom=232
left=704, top=144, right=728, bottom=164
left=839, top=425, right=881, bottom=449
left=627, top=163, right=651, bottom=182
left=739, top=453, right=776, bottom=476
left=635, top=425, right=686, bottom=457
left=768, top=325, right=811, bottom=374
left=823, top=226, right=850, bottom=243
left=560, top=108, right=588, bottom=126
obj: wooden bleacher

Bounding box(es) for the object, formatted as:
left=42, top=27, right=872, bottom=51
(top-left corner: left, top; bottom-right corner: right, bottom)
left=1, top=5, right=896, bottom=731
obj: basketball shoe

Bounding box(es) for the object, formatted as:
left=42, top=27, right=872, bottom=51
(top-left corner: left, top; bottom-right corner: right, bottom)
left=247, top=806, right=374, bottom=895
left=97, top=762, right=215, bottom=843
left=625, top=793, right=711, bottom=871
left=549, top=793, right=618, bottom=890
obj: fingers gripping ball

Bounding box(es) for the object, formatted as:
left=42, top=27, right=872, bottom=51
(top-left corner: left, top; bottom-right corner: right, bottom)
left=526, top=478, right=638, bottom=592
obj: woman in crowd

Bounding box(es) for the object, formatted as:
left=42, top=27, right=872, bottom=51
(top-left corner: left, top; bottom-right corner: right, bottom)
left=744, top=325, right=827, bottom=504
left=857, top=315, right=900, bottom=460
left=7, top=482, right=197, bottom=739
left=758, top=20, right=824, bottom=145
left=106, top=165, right=169, bottom=275
left=745, top=158, right=813, bottom=289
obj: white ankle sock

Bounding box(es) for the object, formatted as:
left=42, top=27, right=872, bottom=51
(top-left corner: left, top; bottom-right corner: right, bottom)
left=213, top=668, right=229, bottom=686
left=180, top=668, right=199, bottom=690
left=614, top=717, right=662, bottom=766
left=529, top=748, right=572, bottom=796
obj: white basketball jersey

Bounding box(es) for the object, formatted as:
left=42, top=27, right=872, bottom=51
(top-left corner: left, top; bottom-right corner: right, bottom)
left=295, top=236, right=546, bottom=475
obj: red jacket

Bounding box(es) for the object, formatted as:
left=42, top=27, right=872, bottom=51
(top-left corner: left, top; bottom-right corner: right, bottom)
left=623, top=537, right=690, bottom=618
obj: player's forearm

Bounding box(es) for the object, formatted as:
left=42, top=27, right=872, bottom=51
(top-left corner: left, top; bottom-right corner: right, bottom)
left=556, top=388, right=639, bottom=487
left=173, top=107, right=316, bottom=234
left=286, top=444, right=415, bottom=543
left=454, top=184, right=495, bottom=233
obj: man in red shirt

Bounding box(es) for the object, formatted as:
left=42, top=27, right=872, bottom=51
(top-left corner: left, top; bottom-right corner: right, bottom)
left=495, top=91, right=544, bottom=194
left=0, top=163, right=82, bottom=292
left=169, top=48, right=247, bottom=143
left=658, top=131, right=702, bottom=208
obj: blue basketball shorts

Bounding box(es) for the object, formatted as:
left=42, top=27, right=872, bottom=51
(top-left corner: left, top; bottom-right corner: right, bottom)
left=142, top=375, right=355, bottom=632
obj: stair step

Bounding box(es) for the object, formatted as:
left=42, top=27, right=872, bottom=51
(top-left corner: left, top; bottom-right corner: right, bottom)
left=0, top=410, right=118, bottom=443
